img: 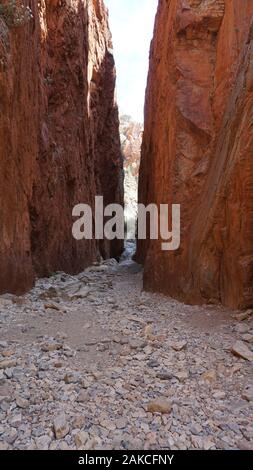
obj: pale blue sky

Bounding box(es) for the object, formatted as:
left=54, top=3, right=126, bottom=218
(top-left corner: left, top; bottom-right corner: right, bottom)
left=105, top=0, right=158, bottom=123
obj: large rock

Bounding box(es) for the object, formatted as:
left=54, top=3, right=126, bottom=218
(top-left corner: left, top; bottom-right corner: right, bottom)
left=0, top=0, right=123, bottom=295
left=231, top=341, right=253, bottom=361
left=137, top=0, right=253, bottom=309
left=53, top=413, right=69, bottom=440
left=147, top=397, right=172, bottom=414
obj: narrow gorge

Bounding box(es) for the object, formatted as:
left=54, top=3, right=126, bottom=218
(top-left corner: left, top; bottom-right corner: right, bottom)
left=0, top=0, right=252, bottom=454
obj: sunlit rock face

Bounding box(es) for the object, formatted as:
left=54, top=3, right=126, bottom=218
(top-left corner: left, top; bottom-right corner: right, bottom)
left=137, top=0, right=253, bottom=309
left=0, top=0, right=123, bottom=294
left=120, top=115, right=143, bottom=239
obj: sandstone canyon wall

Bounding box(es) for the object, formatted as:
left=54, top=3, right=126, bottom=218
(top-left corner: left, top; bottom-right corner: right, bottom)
left=137, top=0, right=253, bottom=309
left=0, top=0, right=123, bottom=294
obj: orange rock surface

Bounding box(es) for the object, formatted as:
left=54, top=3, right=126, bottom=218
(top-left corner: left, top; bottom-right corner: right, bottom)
left=0, top=0, right=123, bottom=294
left=137, top=0, right=253, bottom=309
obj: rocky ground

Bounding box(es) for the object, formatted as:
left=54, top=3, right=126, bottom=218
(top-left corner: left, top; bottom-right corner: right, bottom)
left=0, top=252, right=253, bottom=450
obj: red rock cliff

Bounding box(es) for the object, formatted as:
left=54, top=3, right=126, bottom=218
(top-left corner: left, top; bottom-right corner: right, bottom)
left=0, top=0, right=123, bottom=294
left=137, top=0, right=253, bottom=309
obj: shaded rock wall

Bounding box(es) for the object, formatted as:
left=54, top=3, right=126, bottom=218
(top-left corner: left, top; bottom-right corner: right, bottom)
left=137, top=0, right=253, bottom=309
left=0, top=0, right=123, bottom=294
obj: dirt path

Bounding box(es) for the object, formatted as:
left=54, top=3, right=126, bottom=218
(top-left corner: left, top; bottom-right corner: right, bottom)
left=0, top=258, right=252, bottom=450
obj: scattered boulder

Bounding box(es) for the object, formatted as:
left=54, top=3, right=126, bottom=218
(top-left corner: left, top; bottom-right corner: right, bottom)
left=16, top=396, right=29, bottom=409
left=129, top=338, right=147, bottom=350
left=173, top=370, right=189, bottom=382
left=241, top=333, right=253, bottom=344
left=77, top=390, right=89, bottom=403
left=41, top=342, right=62, bottom=353
left=53, top=414, right=69, bottom=440
left=234, top=310, right=253, bottom=322
left=171, top=341, right=187, bottom=352
left=147, top=397, right=172, bottom=414
left=242, top=386, right=253, bottom=402
left=0, top=359, right=17, bottom=369
left=237, top=439, right=253, bottom=451
left=75, top=431, right=89, bottom=448
left=44, top=302, right=61, bottom=311
left=201, top=370, right=217, bottom=383
left=64, top=372, right=81, bottom=384
left=231, top=341, right=253, bottom=361
left=36, top=435, right=52, bottom=450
